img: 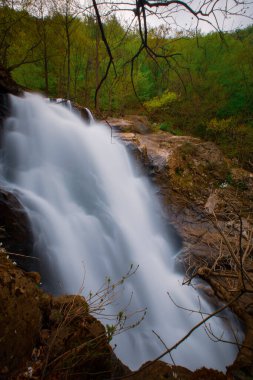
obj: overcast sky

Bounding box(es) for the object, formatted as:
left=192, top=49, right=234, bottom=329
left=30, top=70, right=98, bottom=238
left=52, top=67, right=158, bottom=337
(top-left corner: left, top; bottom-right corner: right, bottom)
left=87, top=0, right=253, bottom=34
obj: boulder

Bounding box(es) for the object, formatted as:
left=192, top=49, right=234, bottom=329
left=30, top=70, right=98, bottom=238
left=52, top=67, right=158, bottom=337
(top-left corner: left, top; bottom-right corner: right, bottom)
left=0, top=189, right=33, bottom=262
left=107, top=115, right=152, bottom=134
left=130, top=361, right=226, bottom=380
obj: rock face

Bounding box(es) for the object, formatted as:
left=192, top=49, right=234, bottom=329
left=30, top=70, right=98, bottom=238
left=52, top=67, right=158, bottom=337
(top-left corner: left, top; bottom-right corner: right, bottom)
left=0, top=190, right=33, bottom=259
left=0, top=65, right=22, bottom=128
left=0, top=248, right=42, bottom=376
left=107, top=121, right=253, bottom=255
left=0, top=65, right=22, bottom=95
left=131, top=362, right=226, bottom=380
left=107, top=115, right=152, bottom=134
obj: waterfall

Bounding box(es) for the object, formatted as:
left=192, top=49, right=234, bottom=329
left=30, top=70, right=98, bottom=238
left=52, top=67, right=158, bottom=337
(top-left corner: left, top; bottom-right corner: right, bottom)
left=0, top=93, right=242, bottom=371
left=84, top=107, right=95, bottom=123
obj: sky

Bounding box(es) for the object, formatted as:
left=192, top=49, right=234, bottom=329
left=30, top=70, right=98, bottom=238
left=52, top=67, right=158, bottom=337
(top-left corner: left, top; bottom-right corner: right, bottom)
left=85, top=0, right=253, bottom=35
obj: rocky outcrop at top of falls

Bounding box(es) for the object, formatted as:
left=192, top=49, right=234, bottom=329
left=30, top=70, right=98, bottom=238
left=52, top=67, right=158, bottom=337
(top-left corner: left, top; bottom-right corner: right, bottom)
left=107, top=116, right=253, bottom=255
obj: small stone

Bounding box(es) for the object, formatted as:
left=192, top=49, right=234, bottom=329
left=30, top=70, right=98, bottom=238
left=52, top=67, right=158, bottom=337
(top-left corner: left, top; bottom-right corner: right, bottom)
left=27, top=366, right=33, bottom=378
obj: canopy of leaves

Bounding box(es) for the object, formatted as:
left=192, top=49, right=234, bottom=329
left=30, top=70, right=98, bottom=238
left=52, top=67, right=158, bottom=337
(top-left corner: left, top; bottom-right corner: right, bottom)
left=0, top=3, right=252, bottom=168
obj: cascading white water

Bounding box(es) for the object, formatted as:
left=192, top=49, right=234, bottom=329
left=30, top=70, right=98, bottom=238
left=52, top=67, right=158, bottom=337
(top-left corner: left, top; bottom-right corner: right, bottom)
left=84, top=107, right=95, bottom=123
left=0, top=93, right=242, bottom=371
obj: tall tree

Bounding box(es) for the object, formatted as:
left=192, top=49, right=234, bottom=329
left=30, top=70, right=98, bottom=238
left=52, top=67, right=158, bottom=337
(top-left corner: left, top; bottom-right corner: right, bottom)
left=50, top=0, right=79, bottom=99
left=31, top=0, right=50, bottom=93
left=81, top=0, right=253, bottom=101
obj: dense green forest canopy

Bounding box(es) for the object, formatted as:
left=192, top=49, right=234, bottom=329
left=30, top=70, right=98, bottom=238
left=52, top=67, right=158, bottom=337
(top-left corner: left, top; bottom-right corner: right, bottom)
left=0, top=1, right=252, bottom=169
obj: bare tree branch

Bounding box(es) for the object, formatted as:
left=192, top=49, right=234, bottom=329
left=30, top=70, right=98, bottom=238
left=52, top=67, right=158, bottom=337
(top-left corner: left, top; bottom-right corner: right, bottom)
left=92, top=0, right=116, bottom=108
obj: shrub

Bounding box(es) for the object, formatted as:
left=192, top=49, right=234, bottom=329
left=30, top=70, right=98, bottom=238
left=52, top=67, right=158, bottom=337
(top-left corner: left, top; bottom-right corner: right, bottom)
left=160, top=121, right=173, bottom=132
left=144, top=91, right=178, bottom=112
left=159, top=121, right=183, bottom=135
left=206, top=118, right=234, bottom=140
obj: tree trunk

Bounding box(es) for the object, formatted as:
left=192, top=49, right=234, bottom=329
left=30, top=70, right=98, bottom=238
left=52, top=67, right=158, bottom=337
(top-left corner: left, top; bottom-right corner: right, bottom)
left=65, top=14, right=71, bottom=99
left=95, top=28, right=100, bottom=111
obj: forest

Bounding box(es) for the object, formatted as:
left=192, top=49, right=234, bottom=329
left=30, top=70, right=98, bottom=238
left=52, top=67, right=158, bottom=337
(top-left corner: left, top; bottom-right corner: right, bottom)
left=0, top=1, right=253, bottom=169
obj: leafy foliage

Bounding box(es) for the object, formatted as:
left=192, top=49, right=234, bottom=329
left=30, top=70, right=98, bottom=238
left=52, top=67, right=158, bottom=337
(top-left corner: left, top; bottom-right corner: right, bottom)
left=144, top=91, right=177, bottom=112
left=1, top=3, right=253, bottom=168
